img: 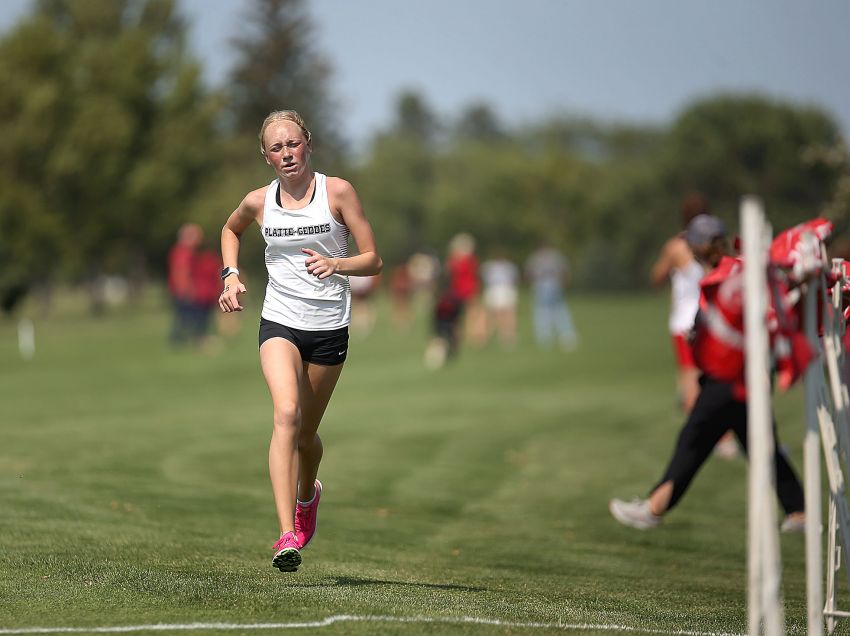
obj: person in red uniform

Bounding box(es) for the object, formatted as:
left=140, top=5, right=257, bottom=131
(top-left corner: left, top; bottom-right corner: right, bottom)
left=609, top=214, right=805, bottom=532
left=191, top=245, right=223, bottom=347
left=168, top=223, right=203, bottom=346
left=445, top=232, right=485, bottom=345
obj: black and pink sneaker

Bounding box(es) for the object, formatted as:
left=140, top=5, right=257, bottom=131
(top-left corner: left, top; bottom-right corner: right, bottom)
left=294, top=479, right=322, bottom=549
left=272, top=531, right=301, bottom=572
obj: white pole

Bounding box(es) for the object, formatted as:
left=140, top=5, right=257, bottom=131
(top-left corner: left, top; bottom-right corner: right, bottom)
left=803, top=274, right=823, bottom=636
left=825, top=499, right=838, bottom=634
left=743, top=196, right=784, bottom=636
left=17, top=317, right=35, bottom=360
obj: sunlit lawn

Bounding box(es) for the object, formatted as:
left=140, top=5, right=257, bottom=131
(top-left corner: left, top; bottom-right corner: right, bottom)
left=0, top=288, right=826, bottom=634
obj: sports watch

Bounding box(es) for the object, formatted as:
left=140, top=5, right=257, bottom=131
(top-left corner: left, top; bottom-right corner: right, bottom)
left=220, top=267, right=240, bottom=280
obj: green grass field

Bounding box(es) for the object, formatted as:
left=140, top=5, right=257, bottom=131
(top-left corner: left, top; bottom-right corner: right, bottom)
left=0, top=290, right=830, bottom=634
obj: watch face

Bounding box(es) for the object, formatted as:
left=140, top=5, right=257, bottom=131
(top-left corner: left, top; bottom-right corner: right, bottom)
left=220, top=268, right=229, bottom=279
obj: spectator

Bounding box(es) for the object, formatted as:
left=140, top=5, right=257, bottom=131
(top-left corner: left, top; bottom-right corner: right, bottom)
left=349, top=273, right=381, bottom=338
left=481, top=251, right=520, bottom=348
left=609, top=214, right=805, bottom=532
left=191, top=243, right=223, bottom=350
left=525, top=243, right=578, bottom=351
left=168, top=223, right=203, bottom=346
left=446, top=233, right=486, bottom=346
left=388, top=261, right=415, bottom=330
left=424, top=274, right=463, bottom=369
left=650, top=194, right=739, bottom=458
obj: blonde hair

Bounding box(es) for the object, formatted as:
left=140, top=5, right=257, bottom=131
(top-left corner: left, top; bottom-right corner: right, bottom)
left=259, top=110, right=312, bottom=153
left=448, top=232, right=476, bottom=256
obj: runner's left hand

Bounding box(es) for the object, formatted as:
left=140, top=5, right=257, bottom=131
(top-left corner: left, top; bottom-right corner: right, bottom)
left=303, top=248, right=339, bottom=279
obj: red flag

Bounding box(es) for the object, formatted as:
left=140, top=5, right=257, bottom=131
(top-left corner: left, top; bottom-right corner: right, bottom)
left=767, top=268, right=815, bottom=391
left=769, top=218, right=833, bottom=283
left=691, top=254, right=817, bottom=398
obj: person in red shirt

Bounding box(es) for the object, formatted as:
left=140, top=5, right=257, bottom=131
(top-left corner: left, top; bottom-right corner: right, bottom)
left=609, top=214, right=805, bottom=532
left=168, top=223, right=203, bottom=346
left=191, top=245, right=223, bottom=346
left=445, top=232, right=485, bottom=346
left=388, top=260, right=414, bottom=330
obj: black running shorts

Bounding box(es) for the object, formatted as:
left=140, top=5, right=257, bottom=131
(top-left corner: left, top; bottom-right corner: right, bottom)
left=259, top=318, right=349, bottom=365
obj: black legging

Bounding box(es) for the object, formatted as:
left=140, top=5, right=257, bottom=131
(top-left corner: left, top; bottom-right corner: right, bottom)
left=652, top=375, right=805, bottom=515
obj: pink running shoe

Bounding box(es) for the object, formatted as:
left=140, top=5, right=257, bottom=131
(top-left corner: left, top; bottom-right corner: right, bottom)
left=272, top=531, right=301, bottom=572
left=294, top=479, right=322, bottom=549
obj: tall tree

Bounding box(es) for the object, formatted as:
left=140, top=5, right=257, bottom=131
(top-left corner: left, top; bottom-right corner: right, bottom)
left=662, top=94, right=844, bottom=232
left=228, top=0, right=344, bottom=166
left=392, top=91, right=439, bottom=144
left=455, top=103, right=505, bottom=143
left=356, top=92, right=439, bottom=263
left=0, top=0, right=220, bottom=301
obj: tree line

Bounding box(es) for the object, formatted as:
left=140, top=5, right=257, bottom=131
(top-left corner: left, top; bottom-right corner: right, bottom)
left=1, top=0, right=847, bottom=312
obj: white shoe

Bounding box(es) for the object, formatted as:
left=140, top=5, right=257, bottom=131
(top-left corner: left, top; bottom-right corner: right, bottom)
left=609, top=498, right=661, bottom=530
left=713, top=437, right=741, bottom=460
left=780, top=513, right=806, bottom=534
left=424, top=339, right=448, bottom=369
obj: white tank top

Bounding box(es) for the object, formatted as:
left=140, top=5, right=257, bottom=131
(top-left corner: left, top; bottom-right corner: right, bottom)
left=669, top=259, right=703, bottom=334
left=260, top=173, right=351, bottom=330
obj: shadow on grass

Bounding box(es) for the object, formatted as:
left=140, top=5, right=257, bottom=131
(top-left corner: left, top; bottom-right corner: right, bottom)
left=295, top=576, right=487, bottom=592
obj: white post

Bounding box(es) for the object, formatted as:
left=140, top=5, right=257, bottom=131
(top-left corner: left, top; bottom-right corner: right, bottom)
left=743, top=196, right=784, bottom=636
left=17, top=317, right=35, bottom=360
left=825, top=498, right=838, bottom=634
left=803, top=275, right=823, bottom=636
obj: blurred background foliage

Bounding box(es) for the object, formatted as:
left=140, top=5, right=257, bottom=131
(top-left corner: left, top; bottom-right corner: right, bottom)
left=1, top=0, right=848, bottom=311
